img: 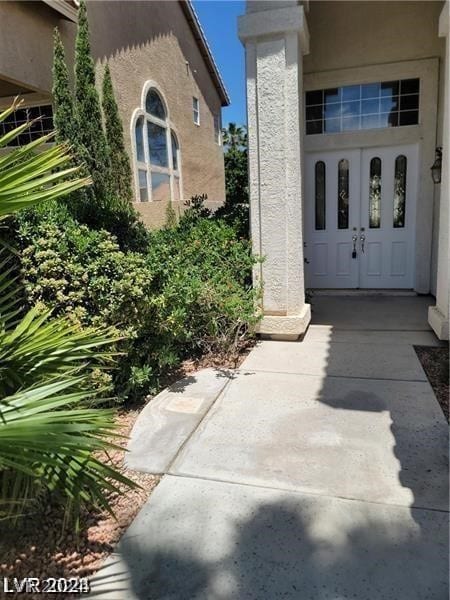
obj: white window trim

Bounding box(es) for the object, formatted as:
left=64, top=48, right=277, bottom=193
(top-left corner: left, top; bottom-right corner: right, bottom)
left=131, top=81, right=183, bottom=203
left=214, top=113, right=222, bottom=146
left=193, top=97, right=200, bottom=126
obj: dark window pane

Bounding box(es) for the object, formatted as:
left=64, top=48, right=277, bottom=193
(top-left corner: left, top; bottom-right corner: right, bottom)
left=342, top=85, right=361, bottom=101
left=315, top=161, right=326, bottom=230
left=29, top=119, right=43, bottom=140
left=380, top=96, right=399, bottom=112
left=400, top=78, right=420, bottom=95
left=399, top=110, right=419, bottom=126
left=362, top=82, right=380, bottom=99
left=381, top=81, right=399, bottom=97
left=387, top=111, right=399, bottom=127
left=306, top=90, right=323, bottom=105
left=42, top=117, right=54, bottom=133
left=400, top=94, right=419, bottom=111
left=41, top=105, right=53, bottom=118
left=380, top=111, right=398, bottom=128
left=135, top=116, right=145, bottom=162
left=325, top=117, right=341, bottom=133
left=145, top=89, right=166, bottom=119
left=171, top=131, right=178, bottom=171
left=394, top=155, right=407, bottom=228
left=306, top=120, right=323, bottom=135
left=338, top=159, right=349, bottom=229
left=306, top=105, right=323, bottom=121
left=369, top=157, right=382, bottom=228
left=324, top=88, right=341, bottom=104
left=147, top=121, right=168, bottom=167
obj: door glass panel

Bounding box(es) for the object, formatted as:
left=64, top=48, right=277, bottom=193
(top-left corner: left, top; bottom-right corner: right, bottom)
left=369, top=157, right=382, bottom=228
left=393, top=155, right=407, bottom=228
left=337, top=159, right=349, bottom=229
left=315, top=161, right=326, bottom=230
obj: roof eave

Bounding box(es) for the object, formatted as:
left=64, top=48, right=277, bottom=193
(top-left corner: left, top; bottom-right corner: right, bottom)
left=41, top=0, right=78, bottom=21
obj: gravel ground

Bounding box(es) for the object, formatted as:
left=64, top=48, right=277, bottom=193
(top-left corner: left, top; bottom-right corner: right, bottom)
left=415, top=344, right=449, bottom=422
left=0, top=345, right=254, bottom=599
left=0, top=407, right=160, bottom=600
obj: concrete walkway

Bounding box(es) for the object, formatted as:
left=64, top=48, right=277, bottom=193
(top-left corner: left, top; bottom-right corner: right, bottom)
left=90, top=296, right=448, bottom=599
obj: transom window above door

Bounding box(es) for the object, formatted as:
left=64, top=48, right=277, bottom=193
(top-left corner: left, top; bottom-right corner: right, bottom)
left=132, top=83, right=181, bottom=202
left=305, top=78, right=420, bottom=135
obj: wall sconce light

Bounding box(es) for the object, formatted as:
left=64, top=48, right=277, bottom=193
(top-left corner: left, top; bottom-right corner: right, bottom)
left=431, top=147, right=442, bottom=184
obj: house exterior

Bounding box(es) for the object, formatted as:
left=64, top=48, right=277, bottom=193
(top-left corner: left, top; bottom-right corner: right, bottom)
left=238, top=0, right=449, bottom=341
left=0, top=0, right=229, bottom=228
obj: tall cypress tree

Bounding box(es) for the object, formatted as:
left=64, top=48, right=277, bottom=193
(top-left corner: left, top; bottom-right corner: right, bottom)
left=74, top=0, right=110, bottom=202
left=102, top=65, right=133, bottom=203
left=52, top=28, right=75, bottom=144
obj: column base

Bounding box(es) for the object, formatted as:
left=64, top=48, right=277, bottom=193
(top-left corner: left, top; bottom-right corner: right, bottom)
left=256, top=304, right=311, bottom=341
left=428, top=305, right=449, bottom=340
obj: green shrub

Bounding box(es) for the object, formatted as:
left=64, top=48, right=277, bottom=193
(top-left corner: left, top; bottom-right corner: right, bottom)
left=15, top=203, right=153, bottom=398
left=15, top=201, right=260, bottom=402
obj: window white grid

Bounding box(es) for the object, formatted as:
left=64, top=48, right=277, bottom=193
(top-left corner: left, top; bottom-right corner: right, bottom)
left=193, top=97, right=200, bottom=126
left=305, top=79, right=420, bottom=135
left=0, top=104, right=53, bottom=146
left=213, top=114, right=221, bottom=145
left=132, top=84, right=182, bottom=203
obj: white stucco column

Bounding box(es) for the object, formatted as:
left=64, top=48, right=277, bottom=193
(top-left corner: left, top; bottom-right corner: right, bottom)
left=238, top=3, right=311, bottom=340
left=428, top=1, right=450, bottom=340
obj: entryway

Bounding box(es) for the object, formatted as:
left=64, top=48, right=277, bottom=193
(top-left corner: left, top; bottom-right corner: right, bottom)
left=90, top=296, right=448, bottom=600
left=304, top=144, right=418, bottom=289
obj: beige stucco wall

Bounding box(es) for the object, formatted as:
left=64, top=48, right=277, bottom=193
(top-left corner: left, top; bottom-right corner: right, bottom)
left=0, top=1, right=226, bottom=230
left=304, top=1, right=444, bottom=75
left=0, top=1, right=75, bottom=96
left=302, top=0, right=445, bottom=294
left=86, top=0, right=226, bottom=229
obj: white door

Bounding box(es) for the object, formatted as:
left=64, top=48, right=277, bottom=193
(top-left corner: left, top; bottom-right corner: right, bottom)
left=304, top=144, right=418, bottom=289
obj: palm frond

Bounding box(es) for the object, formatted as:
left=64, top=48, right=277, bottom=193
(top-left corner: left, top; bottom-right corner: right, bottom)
left=0, top=100, right=134, bottom=524
left=0, top=378, right=137, bottom=522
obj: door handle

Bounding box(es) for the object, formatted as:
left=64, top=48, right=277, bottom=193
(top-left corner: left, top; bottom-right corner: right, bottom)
left=360, top=233, right=366, bottom=253
left=352, top=234, right=358, bottom=258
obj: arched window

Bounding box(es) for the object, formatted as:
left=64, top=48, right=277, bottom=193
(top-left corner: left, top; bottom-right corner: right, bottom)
left=132, top=84, right=182, bottom=202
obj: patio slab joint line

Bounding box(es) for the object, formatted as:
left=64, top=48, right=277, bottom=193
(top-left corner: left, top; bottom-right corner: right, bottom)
left=165, top=471, right=450, bottom=515
left=164, top=373, right=236, bottom=474
left=236, top=367, right=428, bottom=384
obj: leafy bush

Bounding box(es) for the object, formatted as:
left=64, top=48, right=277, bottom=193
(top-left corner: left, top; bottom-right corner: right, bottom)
left=15, top=203, right=153, bottom=397
left=217, top=123, right=249, bottom=238
left=15, top=200, right=260, bottom=402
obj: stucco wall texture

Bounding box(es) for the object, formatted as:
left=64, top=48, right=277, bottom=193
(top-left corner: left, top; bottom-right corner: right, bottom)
left=87, top=1, right=226, bottom=228
left=302, top=0, right=445, bottom=294
left=0, top=1, right=226, bottom=229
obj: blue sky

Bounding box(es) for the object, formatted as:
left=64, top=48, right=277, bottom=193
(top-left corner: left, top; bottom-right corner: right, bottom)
left=193, top=0, right=246, bottom=127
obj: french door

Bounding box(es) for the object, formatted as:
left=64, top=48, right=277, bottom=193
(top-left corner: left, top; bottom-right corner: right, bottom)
left=304, top=144, right=418, bottom=289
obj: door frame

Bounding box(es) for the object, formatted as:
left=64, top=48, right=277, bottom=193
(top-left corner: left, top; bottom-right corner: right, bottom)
left=303, top=58, right=439, bottom=294
left=304, top=143, right=419, bottom=290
